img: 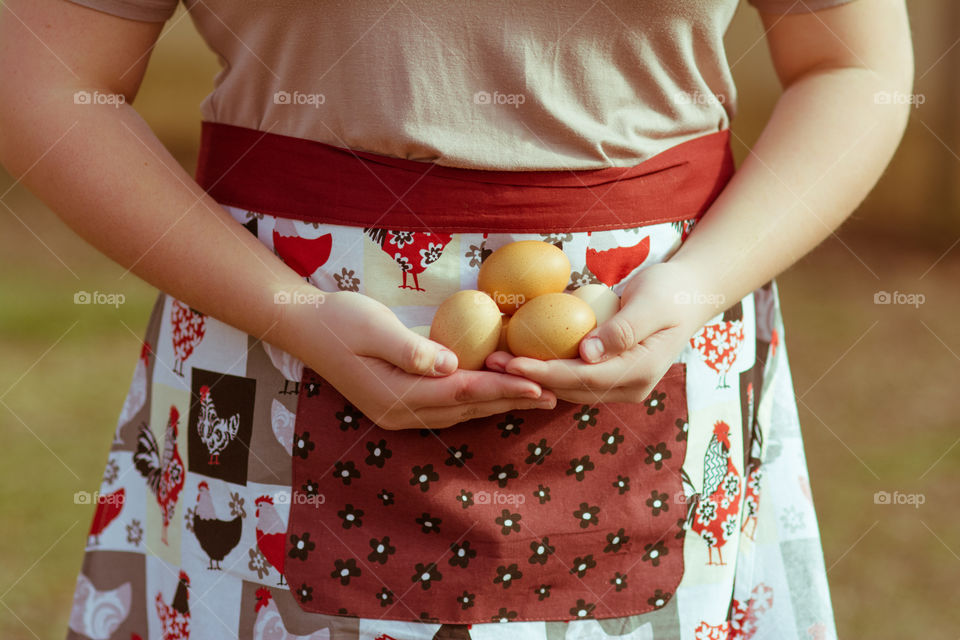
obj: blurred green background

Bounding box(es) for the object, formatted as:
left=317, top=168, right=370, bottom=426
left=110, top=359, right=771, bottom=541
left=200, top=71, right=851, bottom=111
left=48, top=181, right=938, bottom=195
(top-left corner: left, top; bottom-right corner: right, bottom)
left=2, top=2, right=960, bottom=638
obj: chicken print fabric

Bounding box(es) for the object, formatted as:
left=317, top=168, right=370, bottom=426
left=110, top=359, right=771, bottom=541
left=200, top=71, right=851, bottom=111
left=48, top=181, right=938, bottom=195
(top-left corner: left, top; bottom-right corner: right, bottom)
left=67, top=206, right=838, bottom=639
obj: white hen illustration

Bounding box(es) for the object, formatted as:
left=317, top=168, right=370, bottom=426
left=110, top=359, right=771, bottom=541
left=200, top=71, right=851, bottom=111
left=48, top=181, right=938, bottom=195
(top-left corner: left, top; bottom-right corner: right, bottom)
left=271, top=399, right=295, bottom=454
left=68, top=574, right=132, bottom=640
left=114, top=341, right=151, bottom=444
left=253, top=587, right=329, bottom=640
left=263, top=341, right=304, bottom=395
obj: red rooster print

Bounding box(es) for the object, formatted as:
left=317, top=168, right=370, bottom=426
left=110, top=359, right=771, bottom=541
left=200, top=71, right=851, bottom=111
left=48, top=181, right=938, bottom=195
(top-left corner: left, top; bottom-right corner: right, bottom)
left=253, top=588, right=330, bottom=640
left=87, top=488, right=125, bottom=546
left=192, top=482, right=243, bottom=570
left=671, top=218, right=697, bottom=243
left=196, top=385, right=240, bottom=465
left=134, top=406, right=185, bottom=545
left=255, top=495, right=287, bottom=585
left=694, top=582, right=773, bottom=639
left=690, top=306, right=745, bottom=389
left=272, top=218, right=333, bottom=278
left=364, top=228, right=452, bottom=291
left=170, top=300, right=206, bottom=377
left=684, top=421, right=741, bottom=566
left=584, top=234, right=650, bottom=287
left=155, top=570, right=190, bottom=640
left=741, top=384, right=763, bottom=541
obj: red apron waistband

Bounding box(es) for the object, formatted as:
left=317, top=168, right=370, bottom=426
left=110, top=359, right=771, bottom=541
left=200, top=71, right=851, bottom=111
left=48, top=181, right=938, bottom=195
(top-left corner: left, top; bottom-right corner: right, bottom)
left=195, top=121, right=734, bottom=233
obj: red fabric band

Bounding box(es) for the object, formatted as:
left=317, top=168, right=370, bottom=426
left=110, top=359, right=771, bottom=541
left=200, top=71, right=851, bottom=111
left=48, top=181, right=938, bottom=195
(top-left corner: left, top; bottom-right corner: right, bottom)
left=195, top=122, right=735, bottom=233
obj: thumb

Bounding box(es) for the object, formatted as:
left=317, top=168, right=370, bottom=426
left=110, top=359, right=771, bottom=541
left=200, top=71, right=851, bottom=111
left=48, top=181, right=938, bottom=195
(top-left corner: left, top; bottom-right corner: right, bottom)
left=362, top=320, right=459, bottom=376
left=579, top=301, right=660, bottom=364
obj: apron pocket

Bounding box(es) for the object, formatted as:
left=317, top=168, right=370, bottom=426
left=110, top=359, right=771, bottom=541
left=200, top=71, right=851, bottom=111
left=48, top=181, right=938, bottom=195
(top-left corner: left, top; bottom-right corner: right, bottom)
left=284, top=362, right=689, bottom=624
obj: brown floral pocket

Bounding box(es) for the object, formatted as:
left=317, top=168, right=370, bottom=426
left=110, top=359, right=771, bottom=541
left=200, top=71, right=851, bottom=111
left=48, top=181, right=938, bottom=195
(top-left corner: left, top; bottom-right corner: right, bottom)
left=284, top=362, right=689, bottom=624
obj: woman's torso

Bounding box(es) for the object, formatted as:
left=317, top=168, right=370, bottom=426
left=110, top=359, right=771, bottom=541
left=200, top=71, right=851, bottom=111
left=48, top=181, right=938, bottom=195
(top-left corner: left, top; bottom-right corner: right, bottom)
left=182, top=0, right=741, bottom=170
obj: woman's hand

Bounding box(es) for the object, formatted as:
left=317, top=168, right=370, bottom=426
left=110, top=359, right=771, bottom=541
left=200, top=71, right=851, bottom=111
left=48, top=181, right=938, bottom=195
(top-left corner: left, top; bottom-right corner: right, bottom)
left=285, top=286, right=558, bottom=430
left=485, top=261, right=721, bottom=404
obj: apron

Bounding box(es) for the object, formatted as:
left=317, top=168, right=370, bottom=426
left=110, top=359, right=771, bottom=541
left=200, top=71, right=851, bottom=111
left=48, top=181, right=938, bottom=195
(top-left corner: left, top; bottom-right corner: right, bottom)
left=65, top=123, right=838, bottom=640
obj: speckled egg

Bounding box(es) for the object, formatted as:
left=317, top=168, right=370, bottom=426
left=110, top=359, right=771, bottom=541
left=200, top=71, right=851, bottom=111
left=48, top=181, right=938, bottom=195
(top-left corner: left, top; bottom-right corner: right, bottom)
left=507, top=292, right=597, bottom=360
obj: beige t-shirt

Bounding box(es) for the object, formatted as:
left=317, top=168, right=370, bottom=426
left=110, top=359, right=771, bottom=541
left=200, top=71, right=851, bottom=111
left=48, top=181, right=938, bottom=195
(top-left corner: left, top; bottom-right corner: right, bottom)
left=67, top=0, right=855, bottom=170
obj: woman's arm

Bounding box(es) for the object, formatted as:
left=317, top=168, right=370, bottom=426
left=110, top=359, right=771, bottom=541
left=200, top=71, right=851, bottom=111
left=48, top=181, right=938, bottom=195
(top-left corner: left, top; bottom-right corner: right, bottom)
left=0, top=0, right=556, bottom=428
left=490, top=0, right=913, bottom=402
left=667, top=0, right=913, bottom=317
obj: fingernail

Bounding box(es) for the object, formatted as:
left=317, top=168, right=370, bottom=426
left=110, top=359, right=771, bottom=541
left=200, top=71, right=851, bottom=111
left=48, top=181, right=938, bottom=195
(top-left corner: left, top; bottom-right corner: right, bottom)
left=433, top=350, right=456, bottom=374
left=582, top=336, right=605, bottom=362
left=537, top=397, right=556, bottom=408
left=521, top=387, right=542, bottom=399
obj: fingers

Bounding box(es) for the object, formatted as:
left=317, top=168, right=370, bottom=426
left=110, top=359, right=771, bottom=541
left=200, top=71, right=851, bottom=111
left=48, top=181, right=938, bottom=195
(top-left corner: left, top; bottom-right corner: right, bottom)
left=580, top=298, right=666, bottom=364
left=413, top=395, right=559, bottom=430
left=503, top=350, right=643, bottom=391
left=484, top=350, right=514, bottom=373
left=542, top=386, right=651, bottom=405
left=356, top=313, right=459, bottom=376
left=401, top=369, right=550, bottom=407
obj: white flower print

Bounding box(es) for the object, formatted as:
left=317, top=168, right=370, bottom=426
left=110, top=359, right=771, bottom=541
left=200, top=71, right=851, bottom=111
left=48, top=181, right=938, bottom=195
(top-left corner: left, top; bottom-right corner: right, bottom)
left=389, top=231, right=414, bottom=248
left=419, top=242, right=444, bottom=268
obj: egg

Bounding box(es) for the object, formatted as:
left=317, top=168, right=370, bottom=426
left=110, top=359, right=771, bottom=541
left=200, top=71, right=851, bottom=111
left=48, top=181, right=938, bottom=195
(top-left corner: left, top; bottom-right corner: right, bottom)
left=429, top=290, right=502, bottom=370
left=570, top=283, right=621, bottom=324
left=497, top=315, right=512, bottom=353
left=507, top=292, right=597, bottom=360
left=478, top=240, right=571, bottom=314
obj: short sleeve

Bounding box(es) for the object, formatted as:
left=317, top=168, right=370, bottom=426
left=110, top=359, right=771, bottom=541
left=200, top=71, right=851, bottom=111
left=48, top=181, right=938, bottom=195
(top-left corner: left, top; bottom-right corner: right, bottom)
left=62, top=0, right=180, bottom=23
left=746, top=0, right=859, bottom=14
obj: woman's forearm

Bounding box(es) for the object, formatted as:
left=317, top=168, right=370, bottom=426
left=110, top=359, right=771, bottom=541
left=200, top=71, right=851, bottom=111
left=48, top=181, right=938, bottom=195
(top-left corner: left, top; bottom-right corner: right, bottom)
left=0, top=86, right=318, bottom=363
left=670, top=65, right=912, bottom=321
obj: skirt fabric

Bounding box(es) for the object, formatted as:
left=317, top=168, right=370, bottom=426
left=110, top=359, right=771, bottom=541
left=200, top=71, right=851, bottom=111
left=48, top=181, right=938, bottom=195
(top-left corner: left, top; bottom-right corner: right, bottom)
left=66, top=128, right=838, bottom=639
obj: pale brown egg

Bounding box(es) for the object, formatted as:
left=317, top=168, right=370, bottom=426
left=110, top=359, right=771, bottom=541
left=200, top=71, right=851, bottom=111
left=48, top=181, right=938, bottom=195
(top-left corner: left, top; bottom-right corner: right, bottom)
left=478, top=240, right=571, bottom=314
left=507, top=293, right=597, bottom=360
left=429, top=290, right=502, bottom=370
left=497, top=315, right=512, bottom=353
left=570, top=283, right=621, bottom=324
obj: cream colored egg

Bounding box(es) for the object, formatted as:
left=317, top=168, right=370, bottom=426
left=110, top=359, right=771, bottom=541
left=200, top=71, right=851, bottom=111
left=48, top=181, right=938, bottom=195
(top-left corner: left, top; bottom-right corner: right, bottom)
left=429, top=290, right=502, bottom=370
left=478, top=240, right=571, bottom=314
left=570, top=284, right=621, bottom=324
left=507, top=293, right=597, bottom=360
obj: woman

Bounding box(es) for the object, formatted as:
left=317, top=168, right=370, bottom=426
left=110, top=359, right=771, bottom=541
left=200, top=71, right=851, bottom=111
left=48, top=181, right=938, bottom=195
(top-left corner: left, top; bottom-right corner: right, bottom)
left=0, top=0, right=912, bottom=638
